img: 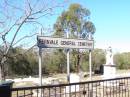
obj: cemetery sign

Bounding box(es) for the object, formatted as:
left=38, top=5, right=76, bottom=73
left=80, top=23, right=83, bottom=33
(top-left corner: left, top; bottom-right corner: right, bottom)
left=37, top=36, right=94, bottom=49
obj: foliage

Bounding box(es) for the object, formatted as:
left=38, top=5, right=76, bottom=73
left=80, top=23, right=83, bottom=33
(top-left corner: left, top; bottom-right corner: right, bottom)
left=91, top=49, right=105, bottom=71
left=53, top=3, right=95, bottom=38
left=6, top=47, right=38, bottom=77
left=114, top=52, right=130, bottom=69
left=42, top=49, right=66, bottom=74
left=3, top=46, right=130, bottom=77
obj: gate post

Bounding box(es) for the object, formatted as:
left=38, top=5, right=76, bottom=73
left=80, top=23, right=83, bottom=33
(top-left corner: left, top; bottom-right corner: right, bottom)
left=0, top=81, right=14, bottom=97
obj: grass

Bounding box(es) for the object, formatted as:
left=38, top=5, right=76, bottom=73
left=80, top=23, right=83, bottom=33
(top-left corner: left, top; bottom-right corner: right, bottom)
left=12, top=69, right=130, bottom=87
left=13, top=81, right=37, bottom=88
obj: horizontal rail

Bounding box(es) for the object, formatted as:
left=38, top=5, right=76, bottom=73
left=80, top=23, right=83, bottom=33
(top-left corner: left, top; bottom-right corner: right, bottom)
left=11, top=76, right=130, bottom=97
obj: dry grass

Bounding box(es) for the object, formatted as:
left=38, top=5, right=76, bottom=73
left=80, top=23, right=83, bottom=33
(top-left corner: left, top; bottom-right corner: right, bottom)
left=12, top=69, right=130, bottom=88
left=13, top=81, right=37, bottom=88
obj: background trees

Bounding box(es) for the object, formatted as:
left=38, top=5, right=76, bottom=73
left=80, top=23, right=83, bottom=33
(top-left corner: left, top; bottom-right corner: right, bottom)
left=5, top=47, right=38, bottom=77
left=92, top=49, right=105, bottom=71
left=42, top=49, right=66, bottom=74
left=114, top=52, right=130, bottom=69
left=2, top=46, right=130, bottom=77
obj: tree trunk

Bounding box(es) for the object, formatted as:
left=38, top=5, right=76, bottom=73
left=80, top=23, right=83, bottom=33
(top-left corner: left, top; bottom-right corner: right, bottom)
left=0, top=57, right=6, bottom=81
left=0, top=64, right=5, bottom=81
left=0, top=65, right=2, bottom=81
left=76, top=52, right=80, bottom=73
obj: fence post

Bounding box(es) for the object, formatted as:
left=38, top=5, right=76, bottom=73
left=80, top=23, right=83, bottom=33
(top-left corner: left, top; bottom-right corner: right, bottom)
left=0, top=81, right=14, bottom=97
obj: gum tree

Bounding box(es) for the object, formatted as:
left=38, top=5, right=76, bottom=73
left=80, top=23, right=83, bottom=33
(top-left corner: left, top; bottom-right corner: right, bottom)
left=53, top=3, right=96, bottom=72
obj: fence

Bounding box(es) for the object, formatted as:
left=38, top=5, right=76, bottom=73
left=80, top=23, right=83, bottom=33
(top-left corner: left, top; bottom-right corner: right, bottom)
left=10, top=76, right=130, bottom=97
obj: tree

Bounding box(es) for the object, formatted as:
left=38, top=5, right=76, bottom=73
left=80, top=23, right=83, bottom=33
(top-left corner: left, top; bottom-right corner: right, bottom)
left=91, top=49, right=105, bottom=71
left=42, top=49, right=66, bottom=74
left=114, top=52, right=130, bottom=69
left=53, top=3, right=95, bottom=73
left=0, top=0, right=67, bottom=81
left=2, top=46, right=38, bottom=77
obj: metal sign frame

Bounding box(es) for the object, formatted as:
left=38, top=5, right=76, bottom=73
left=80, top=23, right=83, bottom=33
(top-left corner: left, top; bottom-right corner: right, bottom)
left=37, top=36, right=93, bottom=87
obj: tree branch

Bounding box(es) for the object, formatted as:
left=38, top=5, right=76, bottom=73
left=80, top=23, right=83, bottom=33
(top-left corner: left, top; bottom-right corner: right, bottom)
left=31, top=4, right=63, bottom=16
left=5, top=12, right=32, bottom=55
left=30, top=12, right=54, bottom=20
left=0, top=19, right=19, bottom=37
left=4, top=0, right=24, bottom=12
left=27, top=0, right=32, bottom=12
left=13, top=33, right=37, bottom=46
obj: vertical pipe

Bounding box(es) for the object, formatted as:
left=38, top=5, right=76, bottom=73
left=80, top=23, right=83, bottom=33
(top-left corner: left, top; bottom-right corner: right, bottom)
left=67, top=49, right=70, bottom=82
left=39, top=47, right=42, bottom=97
left=88, top=32, right=92, bottom=81
left=39, top=48, right=42, bottom=86
left=66, top=31, right=70, bottom=83
left=89, top=49, right=92, bottom=81
left=89, top=49, right=93, bottom=97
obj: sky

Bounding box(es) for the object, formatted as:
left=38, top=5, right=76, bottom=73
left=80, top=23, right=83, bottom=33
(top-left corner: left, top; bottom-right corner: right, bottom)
left=1, top=0, right=130, bottom=53
left=65, top=0, right=130, bottom=53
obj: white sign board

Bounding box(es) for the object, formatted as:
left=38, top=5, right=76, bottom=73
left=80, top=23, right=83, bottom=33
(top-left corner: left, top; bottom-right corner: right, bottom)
left=37, top=36, right=94, bottom=49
